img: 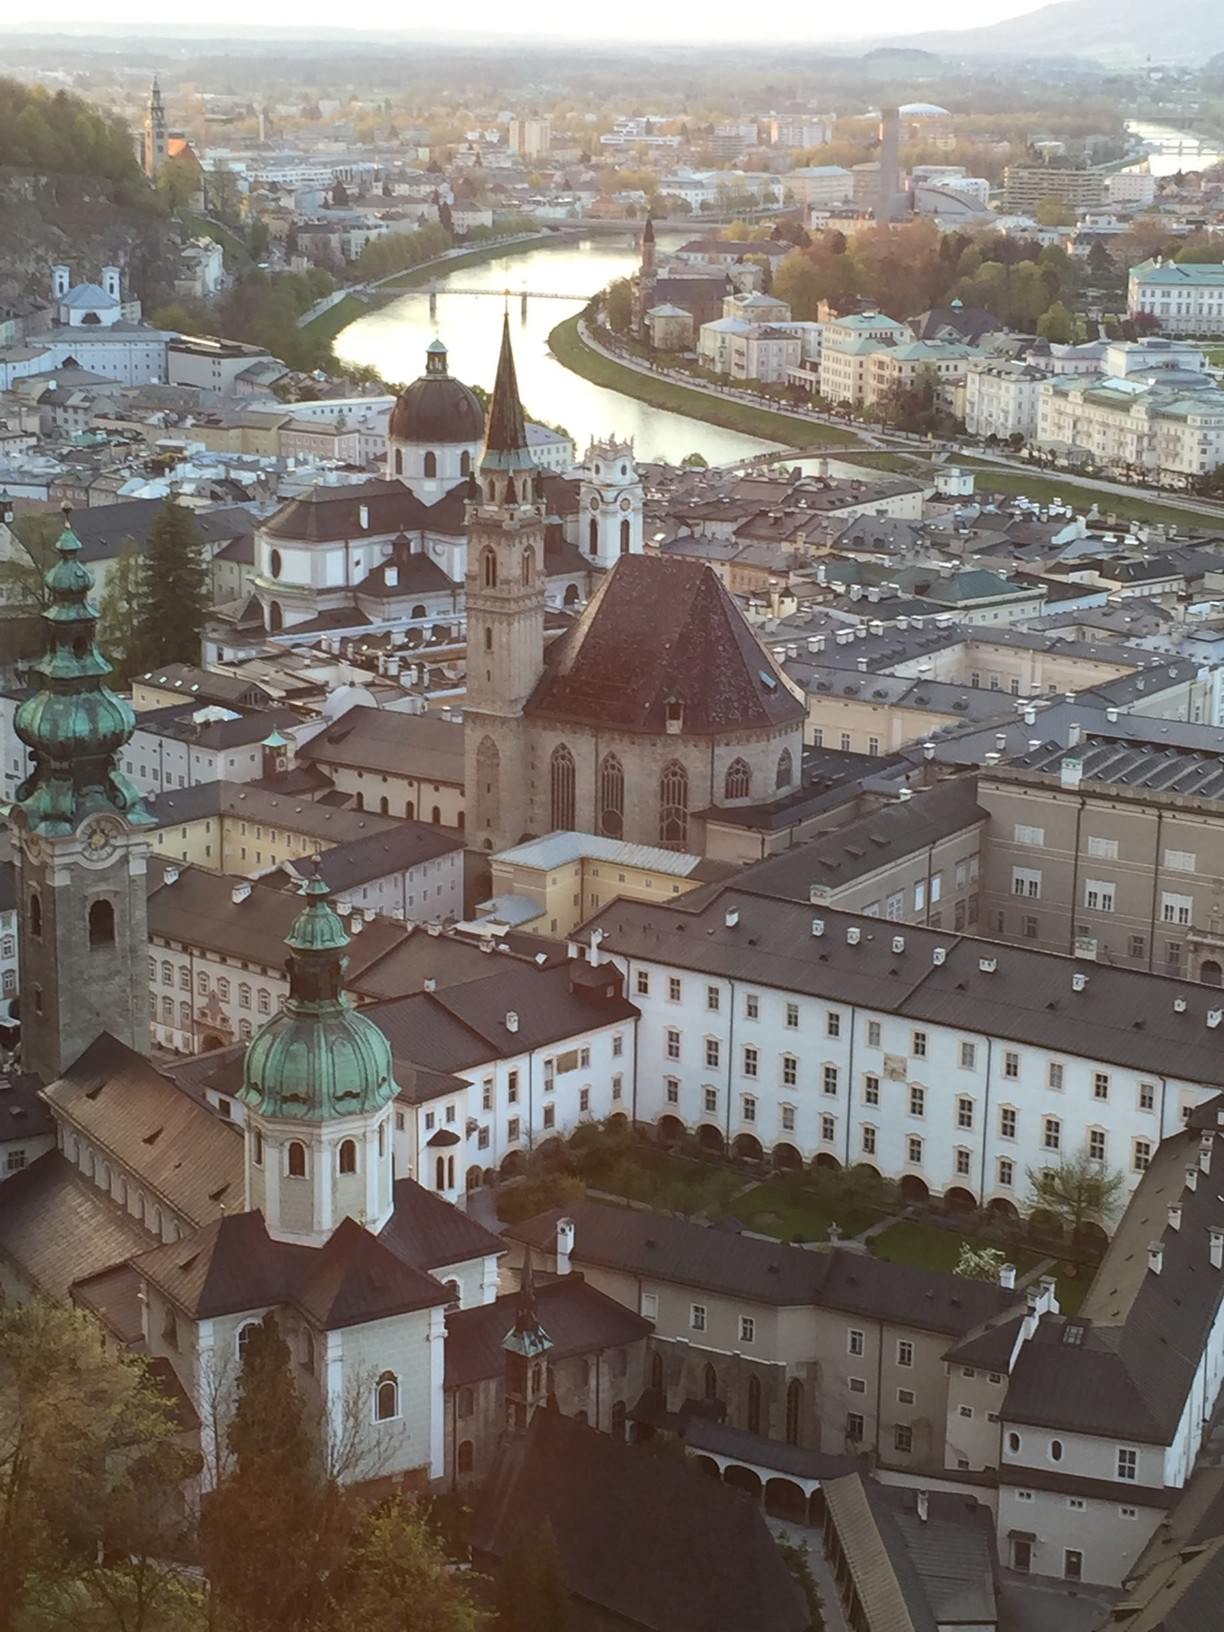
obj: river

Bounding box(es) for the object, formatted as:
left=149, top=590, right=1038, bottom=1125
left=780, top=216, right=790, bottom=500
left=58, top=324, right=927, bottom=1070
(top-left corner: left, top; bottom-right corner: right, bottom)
left=1124, top=120, right=1224, bottom=177
left=331, top=232, right=779, bottom=466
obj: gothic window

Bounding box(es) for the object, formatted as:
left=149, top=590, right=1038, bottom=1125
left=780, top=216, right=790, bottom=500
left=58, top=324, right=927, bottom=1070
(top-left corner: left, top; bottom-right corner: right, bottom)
left=460, top=451, right=472, bottom=477
left=550, top=744, right=576, bottom=831
left=703, top=1362, right=719, bottom=1401
left=659, top=760, right=689, bottom=849
left=457, top=1440, right=475, bottom=1473
left=650, top=1350, right=664, bottom=1391
left=374, top=1371, right=399, bottom=1421
left=506, top=477, right=516, bottom=503
left=598, top=753, right=624, bottom=839
left=724, top=758, right=751, bottom=800
left=237, top=1321, right=258, bottom=1363
left=776, top=747, right=794, bottom=790
left=435, top=1154, right=447, bottom=1190
left=484, top=627, right=493, bottom=652
left=424, top=451, right=437, bottom=478
left=620, top=518, right=631, bottom=554
left=747, top=1375, right=762, bottom=1434
left=588, top=517, right=599, bottom=555
left=87, top=898, right=115, bottom=948
left=287, top=1141, right=307, bottom=1179
left=394, top=448, right=403, bottom=475
left=521, top=546, right=535, bottom=586
left=480, top=548, right=497, bottom=588
left=338, top=1139, right=357, bottom=1175
left=477, top=736, right=500, bottom=831
left=786, top=1378, right=803, bottom=1445
left=29, top=890, right=41, bottom=939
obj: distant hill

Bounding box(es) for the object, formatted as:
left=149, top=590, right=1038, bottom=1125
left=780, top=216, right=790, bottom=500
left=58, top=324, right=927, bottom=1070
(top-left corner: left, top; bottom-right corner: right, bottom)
left=880, top=0, right=1224, bottom=65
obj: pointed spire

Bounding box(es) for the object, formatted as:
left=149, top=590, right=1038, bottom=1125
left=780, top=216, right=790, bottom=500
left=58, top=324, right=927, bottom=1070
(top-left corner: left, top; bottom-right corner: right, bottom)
left=503, top=1246, right=552, bottom=1358
left=643, top=214, right=655, bottom=245
left=482, top=313, right=529, bottom=465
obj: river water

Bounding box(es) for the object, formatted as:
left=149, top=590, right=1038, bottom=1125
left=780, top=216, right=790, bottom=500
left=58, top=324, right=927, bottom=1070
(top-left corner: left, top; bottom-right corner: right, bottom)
left=331, top=232, right=779, bottom=465
left=1124, top=120, right=1224, bottom=177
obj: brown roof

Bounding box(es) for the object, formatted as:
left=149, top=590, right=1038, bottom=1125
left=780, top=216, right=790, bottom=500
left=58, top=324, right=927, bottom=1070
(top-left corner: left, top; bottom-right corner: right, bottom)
left=42, top=1035, right=243, bottom=1227
left=297, top=705, right=465, bottom=786
left=525, top=555, right=806, bottom=736
left=0, top=1150, right=157, bottom=1300
left=445, top=1275, right=649, bottom=1388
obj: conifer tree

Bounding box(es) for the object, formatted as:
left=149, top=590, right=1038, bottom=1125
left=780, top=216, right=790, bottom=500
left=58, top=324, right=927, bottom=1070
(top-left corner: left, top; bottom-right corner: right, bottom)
left=134, top=500, right=210, bottom=673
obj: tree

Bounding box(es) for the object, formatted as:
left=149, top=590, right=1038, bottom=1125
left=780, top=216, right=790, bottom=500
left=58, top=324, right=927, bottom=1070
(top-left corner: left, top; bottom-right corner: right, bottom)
left=200, top=1314, right=349, bottom=1632
left=158, top=153, right=202, bottom=211
left=604, top=278, right=634, bottom=334
left=680, top=452, right=709, bottom=468
left=954, top=1243, right=1008, bottom=1282
left=323, top=1499, right=483, bottom=1632
left=1026, top=1154, right=1125, bottom=1238
left=0, top=1299, right=196, bottom=1632
left=98, top=542, right=147, bottom=685
left=331, top=178, right=350, bottom=207
left=132, top=501, right=210, bottom=673
left=1037, top=300, right=1076, bottom=343
left=1086, top=238, right=1115, bottom=277
left=1035, top=195, right=1076, bottom=228
left=0, top=512, right=60, bottom=608
left=496, top=1521, right=569, bottom=1632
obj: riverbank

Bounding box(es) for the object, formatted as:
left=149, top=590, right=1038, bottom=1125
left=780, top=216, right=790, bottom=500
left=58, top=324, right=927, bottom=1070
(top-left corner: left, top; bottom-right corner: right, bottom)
left=959, top=457, right=1224, bottom=530
left=375, top=231, right=562, bottom=291
left=547, top=315, right=860, bottom=452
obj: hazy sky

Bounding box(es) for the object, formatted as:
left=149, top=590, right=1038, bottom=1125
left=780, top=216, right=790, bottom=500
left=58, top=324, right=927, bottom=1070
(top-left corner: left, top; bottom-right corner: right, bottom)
left=2, top=0, right=1060, bottom=43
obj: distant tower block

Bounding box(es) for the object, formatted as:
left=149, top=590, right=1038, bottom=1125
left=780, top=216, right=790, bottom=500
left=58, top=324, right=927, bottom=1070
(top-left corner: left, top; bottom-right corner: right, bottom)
left=579, top=439, right=644, bottom=569
left=877, top=106, right=902, bottom=224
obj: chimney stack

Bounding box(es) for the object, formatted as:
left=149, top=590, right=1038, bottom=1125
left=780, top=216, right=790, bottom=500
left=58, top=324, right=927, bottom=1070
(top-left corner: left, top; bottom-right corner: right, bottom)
left=999, top=1262, right=1017, bottom=1291
left=1186, top=1165, right=1199, bottom=1192
left=1148, top=1241, right=1164, bottom=1275
left=916, top=1489, right=929, bottom=1523
left=556, top=1217, right=575, bottom=1275
left=1168, top=1203, right=1182, bottom=1232
left=1201, top=1133, right=1214, bottom=1175
left=1211, top=1227, right=1224, bottom=1271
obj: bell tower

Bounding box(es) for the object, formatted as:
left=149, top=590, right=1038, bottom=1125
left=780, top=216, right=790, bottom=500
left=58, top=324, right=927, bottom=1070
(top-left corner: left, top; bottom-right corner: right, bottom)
left=579, top=439, right=644, bottom=569
left=144, top=77, right=168, bottom=180
left=11, top=506, right=154, bottom=1084
left=463, top=315, right=546, bottom=853
left=503, top=1250, right=553, bottom=1433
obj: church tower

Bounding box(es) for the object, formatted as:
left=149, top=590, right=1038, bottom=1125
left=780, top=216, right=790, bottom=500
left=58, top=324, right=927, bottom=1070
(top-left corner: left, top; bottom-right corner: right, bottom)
left=503, top=1249, right=553, bottom=1433
left=633, top=215, right=657, bottom=337
left=579, top=439, right=644, bottom=569
left=11, top=506, right=153, bottom=1084
left=238, top=869, right=398, bottom=1246
left=463, top=316, right=546, bottom=853
left=143, top=77, right=168, bottom=179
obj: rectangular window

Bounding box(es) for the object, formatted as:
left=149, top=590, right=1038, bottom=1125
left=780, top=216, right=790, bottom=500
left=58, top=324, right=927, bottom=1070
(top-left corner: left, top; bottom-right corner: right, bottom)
left=907, top=1134, right=923, bottom=1164
left=745, top=993, right=759, bottom=1019
left=612, top=1033, right=623, bottom=1058
left=1093, top=1072, right=1110, bottom=1101
left=1015, top=823, right=1045, bottom=846
left=886, top=892, right=903, bottom=921
left=821, top=1113, right=835, bottom=1141
left=1004, top=1051, right=1020, bottom=1080
left=848, top=1376, right=866, bottom=1394
left=827, top=1011, right=841, bottom=1038
left=1048, top=1061, right=1064, bottom=1091
left=1117, top=1448, right=1138, bottom=1481
left=668, top=977, right=682, bottom=1003
left=641, top=1293, right=658, bottom=1320
left=864, top=1074, right=880, bottom=1106
left=913, top=881, right=926, bottom=914
left=705, top=1038, right=720, bottom=1069
left=704, top=1087, right=718, bottom=1114
left=782, top=1104, right=796, bottom=1131
left=1000, top=1106, right=1017, bottom=1139
left=956, top=1147, right=972, bottom=1176
left=1139, top=1082, right=1155, bottom=1111
left=666, top=1029, right=681, bottom=1061
left=823, top=1064, right=839, bottom=1096
left=959, top=1404, right=974, bottom=1419
left=894, top=1425, right=913, bottom=1454
left=909, top=1085, right=925, bottom=1117
left=957, top=1096, right=974, bottom=1129
left=959, top=1041, right=976, bottom=1070
left=706, top=985, right=720, bottom=1011
left=579, top=1047, right=591, bottom=1069
left=898, top=1387, right=915, bottom=1404
left=612, top=1074, right=623, bottom=1101
left=690, top=1304, right=707, bottom=1332
left=897, top=1339, right=913, bottom=1367
left=998, top=1157, right=1014, bottom=1187
left=665, top=1077, right=680, bottom=1105
left=743, top=1046, right=758, bottom=1078
left=743, top=1095, right=756, bottom=1122
left=912, top=1031, right=927, bottom=1059
left=1162, top=892, right=1193, bottom=926
left=785, top=1002, right=799, bottom=1029
left=781, top=1053, right=797, bottom=1086
left=1129, top=934, right=1146, bottom=960
left=1164, top=849, right=1196, bottom=872
left=1134, top=1139, right=1152, bottom=1172
left=507, top=1117, right=520, bottom=1142
left=867, top=1020, right=882, bottom=1048
left=482, top=1080, right=493, bottom=1112
left=1087, top=835, right=1118, bottom=860
left=862, top=1124, right=877, bottom=1155
left=1043, top=1117, right=1061, bottom=1152
left=848, top=1329, right=865, bottom=1356
left=1012, top=867, right=1042, bottom=899
left=636, top=970, right=650, bottom=996
left=739, top=1316, right=755, bottom=1344
left=846, top=1412, right=864, bottom=1440
left=1023, top=914, right=1039, bottom=940
left=1089, top=1128, right=1106, bottom=1161
left=1085, top=878, right=1116, bottom=913
left=543, top=1104, right=555, bottom=1130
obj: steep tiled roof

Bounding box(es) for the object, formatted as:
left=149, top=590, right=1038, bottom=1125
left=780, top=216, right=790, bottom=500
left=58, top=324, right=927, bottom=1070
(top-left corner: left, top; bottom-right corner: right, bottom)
left=445, top=1276, right=649, bottom=1387
left=525, top=555, right=805, bottom=735
left=0, top=1151, right=156, bottom=1299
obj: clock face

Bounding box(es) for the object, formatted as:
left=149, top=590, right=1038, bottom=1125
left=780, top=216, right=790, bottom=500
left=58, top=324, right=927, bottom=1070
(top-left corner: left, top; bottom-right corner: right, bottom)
left=79, top=818, right=118, bottom=864
left=619, top=496, right=633, bottom=512
left=588, top=496, right=600, bottom=512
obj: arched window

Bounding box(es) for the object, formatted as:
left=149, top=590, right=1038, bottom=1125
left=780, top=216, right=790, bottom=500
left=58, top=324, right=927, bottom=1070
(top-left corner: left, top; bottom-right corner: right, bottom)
left=378, top=1120, right=386, bottom=1159
left=354, top=792, right=364, bottom=811
left=480, top=548, right=497, bottom=588
left=650, top=1351, right=664, bottom=1392
left=776, top=747, right=793, bottom=790
left=267, top=601, right=283, bottom=633
left=550, top=744, right=576, bottom=831
left=620, top=517, right=631, bottom=555
left=521, top=546, right=535, bottom=586
left=724, top=758, right=751, bottom=801
left=457, top=1439, right=475, bottom=1473
left=506, top=477, right=516, bottom=504
left=599, top=753, right=624, bottom=838
left=588, top=517, right=599, bottom=555
left=703, top=1362, right=719, bottom=1401
left=460, top=450, right=472, bottom=477
left=253, top=1129, right=264, bottom=1167
left=484, top=626, right=493, bottom=652
left=786, top=1378, right=803, bottom=1445
left=374, top=1371, right=399, bottom=1421
left=477, top=736, right=500, bottom=831
left=431, top=805, right=441, bottom=825
left=747, top=1375, right=762, bottom=1434
left=338, top=1139, right=357, bottom=1175
left=179, top=1001, right=190, bottom=1027
left=29, top=890, right=41, bottom=939
left=217, top=977, right=230, bottom=1002
left=435, top=1154, right=447, bottom=1190
left=659, top=760, right=689, bottom=849
left=287, top=1141, right=307, bottom=1179
left=161, top=960, right=173, bottom=984
left=445, top=1279, right=461, bottom=1309
left=424, top=451, right=437, bottom=478
left=394, top=448, right=403, bottom=475
left=379, top=795, right=390, bottom=814
left=237, top=1321, right=258, bottom=1364
left=405, top=800, right=415, bottom=819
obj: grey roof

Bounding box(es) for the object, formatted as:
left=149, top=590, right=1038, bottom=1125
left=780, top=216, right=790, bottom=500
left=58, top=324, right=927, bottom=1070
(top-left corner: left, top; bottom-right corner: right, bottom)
left=0, top=1150, right=157, bottom=1300
left=999, top=735, right=1224, bottom=805
left=270, top=821, right=463, bottom=893
left=298, top=706, right=465, bottom=785
left=135, top=701, right=304, bottom=751
left=378, top=1175, right=503, bottom=1272
left=144, top=780, right=405, bottom=843
left=444, top=1276, right=649, bottom=1388
left=66, top=500, right=253, bottom=565
left=1102, top=1535, right=1224, bottom=1632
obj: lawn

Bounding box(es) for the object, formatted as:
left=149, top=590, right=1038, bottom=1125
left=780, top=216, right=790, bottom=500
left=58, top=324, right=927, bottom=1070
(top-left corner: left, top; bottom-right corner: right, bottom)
left=959, top=461, right=1218, bottom=530
left=178, top=210, right=250, bottom=268
left=548, top=315, right=862, bottom=451
left=584, top=1147, right=744, bottom=1217
left=872, top=1220, right=1044, bottom=1278
left=728, top=1176, right=879, bottom=1244
left=1056, top=1273, right=1091, bottom=1316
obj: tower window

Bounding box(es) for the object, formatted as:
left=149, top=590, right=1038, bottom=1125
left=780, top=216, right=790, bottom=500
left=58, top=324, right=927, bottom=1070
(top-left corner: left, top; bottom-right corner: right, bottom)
left=394, top=448, right=403, bottom=475
left=480, top=548, right=497, bottom=588
left=338, top=1139, right=357, bottom=1175
left=620, top=517, right=630, bottom=554
left=550, top=744, right=576, bottom=831
left=88, top=899, right=115, bottom=948
left=287, top=1141, right=307, bottom=1179
left=29, top=891, right=41, bottom=939
left=460, top=451, right=471, bottom=477
left=457, top=1439, right=475, bottom=1473
left=599, top=753, right=624, bottom=839
left=521, top=547, right=535, bottom=586
left=424, top=451, right=437, bottom=478
left=776, top=747, right=793, bottom=790
left=374, top=1371, right=399, bottom=1421
left=484, top=627, right=493, bottom=652
left=659, top=760, right=689, bottom=849
left=724, top=758, right=751, bottom=800
left=589, top=517, right=599, bottom=555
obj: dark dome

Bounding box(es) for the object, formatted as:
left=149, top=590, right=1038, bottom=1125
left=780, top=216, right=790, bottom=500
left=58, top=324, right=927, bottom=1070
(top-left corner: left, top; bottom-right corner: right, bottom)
left=388, top=341, right=485, bottom=446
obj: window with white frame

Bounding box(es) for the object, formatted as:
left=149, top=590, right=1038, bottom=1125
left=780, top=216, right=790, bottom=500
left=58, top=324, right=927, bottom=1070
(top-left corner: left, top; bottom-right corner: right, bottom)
left=1043, top=1117, right=1061, bottom=1151
left=864, top=1074, right=880, bottom=1105
left=705, top=1038, right=720, bottom=1069
left=1139, top=1082, right=1155, bottom=1111
left=666, top=1028, right=681, bottom=1060
left=1015, top=823, right=1044, bottom=847
left=785, top=1002, right=799, bottom=1029
left=862, top=1125, right=877, bottom=1154
left=739, top=1316, right=755, bottom=1344
left=1164, top=849, right=1196, bottom=872
left=914, top=881, right=926, bottom=914
left=703, top=1087, right=717, bottom=1114
left=1133, top=1139, right=1152, bottom=1172
left=827, top=1011, right=841, bottom=1038
left=690, top=1304, right=707, bottom=1332
left=897, top=1339, right=913, bottom=1367
left=823, top=1065, right=838, bottom=1096
left=665, top=1077, right=680, bottom=1104
left=1004, top=1051, right=1020, bottom=1079
left=1093, top=1072, right=1109, bottom=1101
left=1117, top=1448, right=1138, bottom=1481
left=1087, top=835, right=1118, bottom=860
left=959, top=1041, right=976, bottom=1070
left=957, top=1096, right=974, bottom=1129
left=867, top=1020, right=882, bottom=1047
left=745, top=992, right=759, bottom=1019
left=1012, top=867, right=1042, bottom=899
left=668, top=977, right=682, bottom=1002
left=907, top=1135, right=923, bottom=1163
left=1161, top=892, right=1193, bottom=926
left=706, top=985, right=720, bottom=1011
left=821, top=1114, right=835, bottom=1141
left=886, top=892, right=903, bottom=920
left=1000, top=1106, right=1017, bottom=1139
left=1088, top=1128, right=1107, bottom=1162
left=1048, top=1061, right=1064, bottom=1091
left=636, top=970, right=650, bottom=996
left=912, top=1031, right=927, bottom=1059
left=782, top=1104, right=796, bottom=1131
left=998, top=1156, right=1014, bottom=1187
left=641, top=1292, right=658, bottom=1320
left=849, top=1376, right=866, bottom=1394
left=743, top=1095, right=756, bottom=1122
left=743, top=1046, right=758, bottom=1078
left=955, top=1148, right=971, bottom=1176
left=781, top=1053, right=797, bottom=1086
left=909, top=1086, right=925, bottom=1117
left=848, top=1328, right=865, bottom=1356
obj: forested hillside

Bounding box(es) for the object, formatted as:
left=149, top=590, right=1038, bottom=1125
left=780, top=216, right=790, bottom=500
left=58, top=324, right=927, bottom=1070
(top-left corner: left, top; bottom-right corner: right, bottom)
left=0, top=76, right=139, bottom=183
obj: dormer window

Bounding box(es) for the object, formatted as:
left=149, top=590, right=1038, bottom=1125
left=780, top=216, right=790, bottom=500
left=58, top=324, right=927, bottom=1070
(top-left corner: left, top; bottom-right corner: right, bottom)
left=665, top=698, right=684, bottom=734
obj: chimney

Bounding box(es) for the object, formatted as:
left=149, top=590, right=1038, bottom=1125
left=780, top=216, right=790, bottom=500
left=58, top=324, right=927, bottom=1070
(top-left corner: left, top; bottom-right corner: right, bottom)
left=724, top=906, right=740, bottom=929
left=1168, top=1203, right=1183, bottom=1232
left=846, top=926, right=861, bottom=946
left=231, top=882, right=252, bottom=904
left=1211, top=1227, right=1224, bottom=1271
left=916, top=1490, right=929, bottom=1524
left=1148, top=1241, right=1163, bottom=1275
left=1067, top=721, right=1082, bottom=748
left=999, top=1261, right=1017, bottom=1291
left=1023, top=705, right=1036, bottom=725
left=589, top=927, right=605, bottom=967
left=1061, top=756, right=1083, bottom=790
left=932, top=947, right=947, bottom=966
left=995, top=732, right=1007, bottom=751
left=1021, top=1286, right=1041, bottom=1342
left=922, top=741, right=935, bottom=761
left=505, top=1011, right=519, bottom=1033
left=1072, top=971, right=1088, bottom=993
left=1174, top=996, right=1188, bottom=1014
left=892, top=935, right=905, bottom=955
left=979, top=956, right=998, bottom=974
left=163, top=865, right=180, bottom=885
left=1106, top=706, right=1119, bottom=723
left=423, top=976, right=436, bottom=992
left=556, top=1216, right=575, bottom=1274
left=1186, top=1165, right=1199, bottom=1192
left=1201, top=1134, right=1214, bottom=1175
left=898, top=787, right=913, bottom=802
left=811, top=917, right=825, bottom=937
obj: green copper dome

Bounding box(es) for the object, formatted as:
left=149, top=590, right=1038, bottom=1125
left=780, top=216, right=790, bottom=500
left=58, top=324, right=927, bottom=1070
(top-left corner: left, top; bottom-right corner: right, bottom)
left=239, top=874, right=398, bottom=1122
left=13, top=508, right=149, bottom=837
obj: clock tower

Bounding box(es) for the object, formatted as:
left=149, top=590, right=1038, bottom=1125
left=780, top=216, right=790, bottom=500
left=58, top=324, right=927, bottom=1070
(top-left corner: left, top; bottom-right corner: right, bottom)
left=578, top=438, right=644, bottom=570
left=11, top=506, right=153, bottom=1083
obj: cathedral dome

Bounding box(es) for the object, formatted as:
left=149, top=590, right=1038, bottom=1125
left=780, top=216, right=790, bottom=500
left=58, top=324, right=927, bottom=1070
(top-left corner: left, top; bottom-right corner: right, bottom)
left=239, top=875, right=397, bottom=1122
left=388, top=340, right=484, bottom=446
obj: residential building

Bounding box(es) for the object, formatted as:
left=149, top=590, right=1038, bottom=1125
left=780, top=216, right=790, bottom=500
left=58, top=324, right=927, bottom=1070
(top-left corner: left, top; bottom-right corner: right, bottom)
left=1002, top=167, right=1106, bottom=213
left=818, top=313, right=914, bottom=407
left=964, top=360, right=1050, bottom=442
left=507, top=116, right=551, bottom=157
left=768, top=117, right=833, bottom=149
left=1128, top=258, right=1224, bottom=336
left=1106, top=171, right=1157, bottom=207
left=785, top=166, right=854, bottom=208
left=1037, top=375, right=1224, bottom=478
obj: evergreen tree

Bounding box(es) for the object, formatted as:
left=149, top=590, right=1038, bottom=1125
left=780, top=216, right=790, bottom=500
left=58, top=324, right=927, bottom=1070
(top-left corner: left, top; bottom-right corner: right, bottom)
left=200, top=1315, right=349, bottom=1632
left=133, top=501, right=210, bottom=673
left=495, top=1521, right=569, bottom=1632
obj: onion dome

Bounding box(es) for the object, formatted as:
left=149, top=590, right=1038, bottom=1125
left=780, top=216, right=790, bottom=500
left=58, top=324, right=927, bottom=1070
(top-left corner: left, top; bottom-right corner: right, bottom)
left=238, top=870, right=397, bottom=1122
left=13, top=506, right=149, bottom=837
left=387, top=339, right=484, bottom=446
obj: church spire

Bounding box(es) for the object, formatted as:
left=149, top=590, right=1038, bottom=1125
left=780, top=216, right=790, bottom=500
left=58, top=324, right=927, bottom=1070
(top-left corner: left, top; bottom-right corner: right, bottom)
left=482, top=314, right=531, bottom=470
left=503, top=1247, right=553, bottom=1434
left=504, top=1247, right=552, bottom=1358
